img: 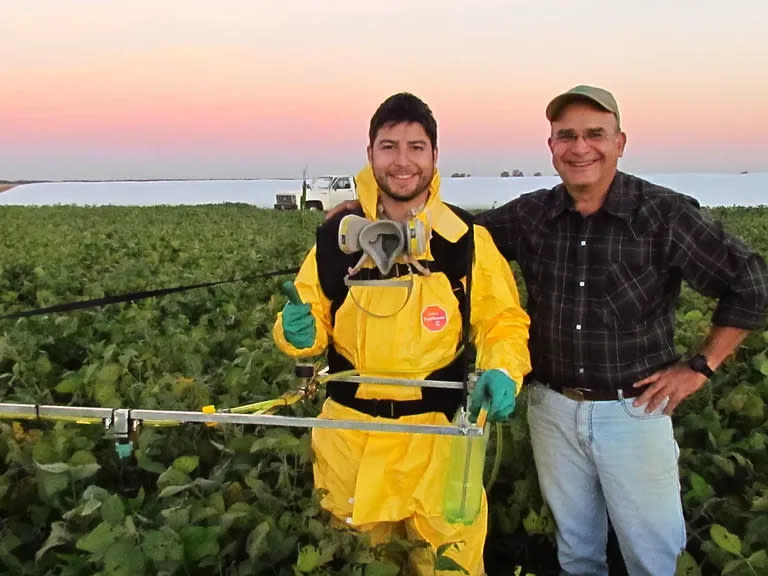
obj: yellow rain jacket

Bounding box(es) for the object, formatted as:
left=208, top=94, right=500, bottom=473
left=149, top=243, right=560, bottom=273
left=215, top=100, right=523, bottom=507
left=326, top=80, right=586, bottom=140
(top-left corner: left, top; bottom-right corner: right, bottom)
left=274, top=165, right=530, bottom=575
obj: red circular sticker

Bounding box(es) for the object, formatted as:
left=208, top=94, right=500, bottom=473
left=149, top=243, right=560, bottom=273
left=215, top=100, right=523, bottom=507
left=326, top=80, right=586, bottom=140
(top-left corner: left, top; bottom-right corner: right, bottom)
left=422, top=305, right=447, bottom=331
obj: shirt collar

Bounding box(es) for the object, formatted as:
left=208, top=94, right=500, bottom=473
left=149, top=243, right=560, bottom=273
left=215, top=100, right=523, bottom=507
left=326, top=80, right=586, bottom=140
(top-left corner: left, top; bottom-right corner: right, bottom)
left=600, top=172, right=639, bottom=222
left=544, top=184, right=571, bottom=221
left=545, top=171, right=638, bottom=223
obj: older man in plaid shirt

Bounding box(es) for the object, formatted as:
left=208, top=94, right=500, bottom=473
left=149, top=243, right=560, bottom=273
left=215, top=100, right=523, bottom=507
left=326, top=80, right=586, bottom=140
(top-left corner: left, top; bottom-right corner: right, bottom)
left=477, top=85, right=768, bottom=575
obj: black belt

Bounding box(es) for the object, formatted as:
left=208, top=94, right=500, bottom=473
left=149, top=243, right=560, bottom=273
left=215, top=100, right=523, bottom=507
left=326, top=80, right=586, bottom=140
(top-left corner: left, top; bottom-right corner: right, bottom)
left=329, top=396, right=440, bottom=419
left=543, top=382, right=640, bottom=402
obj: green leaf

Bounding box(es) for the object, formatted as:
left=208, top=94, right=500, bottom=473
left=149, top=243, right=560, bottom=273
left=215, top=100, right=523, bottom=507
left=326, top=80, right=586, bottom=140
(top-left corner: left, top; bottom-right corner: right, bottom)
left=710, top=524, right=742, bottom=556
left=54, top=377, right=80, bottom=394
left=69, top=463, right=101, bottom=482
left=37, top=470, right=70, bottom=498
left=36, top=461, right=70, bottom=474
left=364, top=561, right=400, bottom=576
left=83, top=484, right=112, bottom=502
left=689, top=473, right=715, bottom=502
left=78, top=485, right=110, bottom=516
left=123, top=515, right=138, bottom=539
left=69, top=449, right=97, bottom=466
left=81, top=498, right=102, bottom=516
left=722, top=558, right=745, bottom=575
left=246, top=521, right=271, bottom=561
left=104, top=540, right=145, bottom=576
left=220, top=501, right=253, bottom=532
left=522, top=509, right=541, bottom=534
left=751, top=352, right=768, bottom=372
left=748, top=433, right=767, bottom=452
left=208, top=491, right=226, bottom=513
left=82, top=484, right=111, bottom=502
left=158, top=483, right=193, bottom=498
left=35, top=355, right=52, bottom=374
left=250, top=429, right=302, bottom=454
left=712, top=455, right=736, bottom=477
left=191, top=477, right=219, bottom=491
left=522, top=504, right=554, bottom=535
left=435, top=541, right=461, bottom=558
left=752, top=491, right=768, bottom=512
left=93, top=363, right=124, bottom=406
left=0, top=531, right=21, bottom=554
left=100, top=494, right=125, bottom=525
left=157, top=467, right=191, bottom=490
left=76, top=521, right=120, bottom=554
left=142, top=527, right=184, bottom=563
left=135, top=450, right=166, bottom=474
left=675, top=550, right=701, bottom=576
left=161, top=506, right=190, bottom=531
left=128, top=485, right=146, bottom=512
left=435, top=554, right=470, bottom=575
left=747, top=549, right=768, bottom=568
left=727, top=451, right=751, bottom=470
left=172, top=455, right=199, bottom=474
left=180, top=525, right=220, bottom=562
left=741, top=395, right=765, bottom=421
left=295, top=544, right=323, bottom=573
left=95, top=362, right=123, bottom=386
left=684, top=310, right=704, bottom=321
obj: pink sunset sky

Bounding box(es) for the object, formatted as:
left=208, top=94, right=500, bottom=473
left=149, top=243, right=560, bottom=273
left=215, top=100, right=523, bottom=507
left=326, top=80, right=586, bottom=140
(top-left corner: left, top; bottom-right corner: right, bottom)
left=1, top=0, right=766, bottom=180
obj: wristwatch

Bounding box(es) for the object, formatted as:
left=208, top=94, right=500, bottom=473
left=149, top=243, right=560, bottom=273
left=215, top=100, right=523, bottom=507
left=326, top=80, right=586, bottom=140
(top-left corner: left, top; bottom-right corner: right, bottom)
left=687, top=354, right=714, bottom=378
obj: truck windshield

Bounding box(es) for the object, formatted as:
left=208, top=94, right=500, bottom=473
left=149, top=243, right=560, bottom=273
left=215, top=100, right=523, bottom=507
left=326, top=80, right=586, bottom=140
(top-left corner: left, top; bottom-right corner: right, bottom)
left=311, top=177, right=333, bottom=190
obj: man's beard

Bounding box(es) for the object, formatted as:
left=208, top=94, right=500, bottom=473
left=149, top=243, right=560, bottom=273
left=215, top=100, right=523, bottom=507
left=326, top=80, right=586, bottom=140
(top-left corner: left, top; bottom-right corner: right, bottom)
left=374, top=169, right=433, bottom=203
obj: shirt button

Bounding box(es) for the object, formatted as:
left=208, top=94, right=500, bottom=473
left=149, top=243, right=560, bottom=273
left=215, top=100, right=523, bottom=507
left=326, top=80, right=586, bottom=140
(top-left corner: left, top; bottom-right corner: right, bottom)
left=579, top=281, right=585, bottom=287
left=576, top=324, right=582, bottom=330
left=580, top=241, right=587, bottom=246
left=578, top=368, right=585, bottom=374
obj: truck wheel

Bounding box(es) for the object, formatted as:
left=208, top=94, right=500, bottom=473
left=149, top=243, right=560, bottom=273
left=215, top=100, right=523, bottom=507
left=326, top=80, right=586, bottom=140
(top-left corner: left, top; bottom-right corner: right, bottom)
left=305, top=202, right=323, bottom=211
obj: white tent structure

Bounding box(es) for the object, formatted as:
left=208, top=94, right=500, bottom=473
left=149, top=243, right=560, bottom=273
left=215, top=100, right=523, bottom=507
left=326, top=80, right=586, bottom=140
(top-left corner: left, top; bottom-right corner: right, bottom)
left=1, top=173, right=766, bottom=209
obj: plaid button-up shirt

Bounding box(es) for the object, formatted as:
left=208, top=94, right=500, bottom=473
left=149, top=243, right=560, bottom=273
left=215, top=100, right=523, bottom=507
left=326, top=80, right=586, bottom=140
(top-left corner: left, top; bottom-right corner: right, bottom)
left=477, top=171, right=768, bottom=391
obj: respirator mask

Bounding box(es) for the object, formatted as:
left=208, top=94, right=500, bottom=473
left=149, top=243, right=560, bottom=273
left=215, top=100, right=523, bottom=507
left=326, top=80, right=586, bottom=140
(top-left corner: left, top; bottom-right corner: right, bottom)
left=337, top=213, right=431, bottom=316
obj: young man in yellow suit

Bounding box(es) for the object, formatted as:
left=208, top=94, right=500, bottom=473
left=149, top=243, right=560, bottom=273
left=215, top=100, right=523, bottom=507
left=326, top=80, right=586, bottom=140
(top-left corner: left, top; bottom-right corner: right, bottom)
left=273, top=92, right=531, bottom=575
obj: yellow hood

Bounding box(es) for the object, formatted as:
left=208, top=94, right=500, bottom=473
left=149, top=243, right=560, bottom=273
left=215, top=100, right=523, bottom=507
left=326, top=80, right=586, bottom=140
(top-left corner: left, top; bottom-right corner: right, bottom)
left=354, top=164, right=468, bottom=243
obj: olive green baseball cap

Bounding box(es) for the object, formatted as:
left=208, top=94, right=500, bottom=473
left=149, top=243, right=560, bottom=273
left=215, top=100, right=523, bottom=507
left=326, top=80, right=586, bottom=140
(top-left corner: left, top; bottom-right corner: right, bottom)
left=546, top=85, right=621, bottom=127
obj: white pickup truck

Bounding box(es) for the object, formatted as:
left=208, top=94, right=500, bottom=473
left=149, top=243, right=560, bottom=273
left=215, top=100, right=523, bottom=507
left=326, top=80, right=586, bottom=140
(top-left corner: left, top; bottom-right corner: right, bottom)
left=274, top=175, right=357, bottom=211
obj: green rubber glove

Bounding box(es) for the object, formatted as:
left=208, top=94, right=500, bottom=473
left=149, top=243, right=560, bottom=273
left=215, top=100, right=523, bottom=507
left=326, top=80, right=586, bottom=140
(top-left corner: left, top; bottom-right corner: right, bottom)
left=280, top=281, right=316, bottom=349
left=469, top=369, right=517, bottom=423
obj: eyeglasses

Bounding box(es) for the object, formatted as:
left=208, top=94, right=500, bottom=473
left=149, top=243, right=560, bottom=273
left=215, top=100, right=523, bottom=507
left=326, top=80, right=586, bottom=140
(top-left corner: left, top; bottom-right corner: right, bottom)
left=552, top=128, right=617, bottom=144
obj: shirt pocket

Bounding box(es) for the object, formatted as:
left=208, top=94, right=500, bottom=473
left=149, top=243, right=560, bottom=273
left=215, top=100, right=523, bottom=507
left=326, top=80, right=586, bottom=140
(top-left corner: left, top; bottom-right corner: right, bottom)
left=596, top=261, right=659, bottom=330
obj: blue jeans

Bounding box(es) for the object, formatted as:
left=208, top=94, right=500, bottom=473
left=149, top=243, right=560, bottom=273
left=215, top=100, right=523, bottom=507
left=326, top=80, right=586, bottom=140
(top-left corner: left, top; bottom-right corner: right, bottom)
left=527, top=382, right=686, bottom=576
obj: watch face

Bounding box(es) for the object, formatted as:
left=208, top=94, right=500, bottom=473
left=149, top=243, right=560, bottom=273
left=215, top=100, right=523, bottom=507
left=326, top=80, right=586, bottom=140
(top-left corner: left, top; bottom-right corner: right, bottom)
left=690, top=355, right=713, bottom=376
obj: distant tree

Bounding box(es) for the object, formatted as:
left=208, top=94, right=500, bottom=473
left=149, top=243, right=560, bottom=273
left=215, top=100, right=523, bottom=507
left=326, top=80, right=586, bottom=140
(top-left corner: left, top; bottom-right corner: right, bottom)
left=534, top=171, right=542, bottom=176
left=740, top=170, right=749, bottom=174
left=451, top=172, right=469, bottom=178
left=500, top=171, right=510, bottom=178
left=512, top=169, right=524, bottom=177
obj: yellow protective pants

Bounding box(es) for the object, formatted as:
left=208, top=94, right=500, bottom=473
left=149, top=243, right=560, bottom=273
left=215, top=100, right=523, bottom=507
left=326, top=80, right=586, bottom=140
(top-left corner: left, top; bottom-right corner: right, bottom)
left=312, top=399, right=487, bottom=576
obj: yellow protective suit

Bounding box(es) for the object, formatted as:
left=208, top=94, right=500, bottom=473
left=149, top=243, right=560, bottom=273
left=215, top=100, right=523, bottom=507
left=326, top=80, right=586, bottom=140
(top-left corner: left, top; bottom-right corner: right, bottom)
left=274, top=165, right=531, bottom=575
